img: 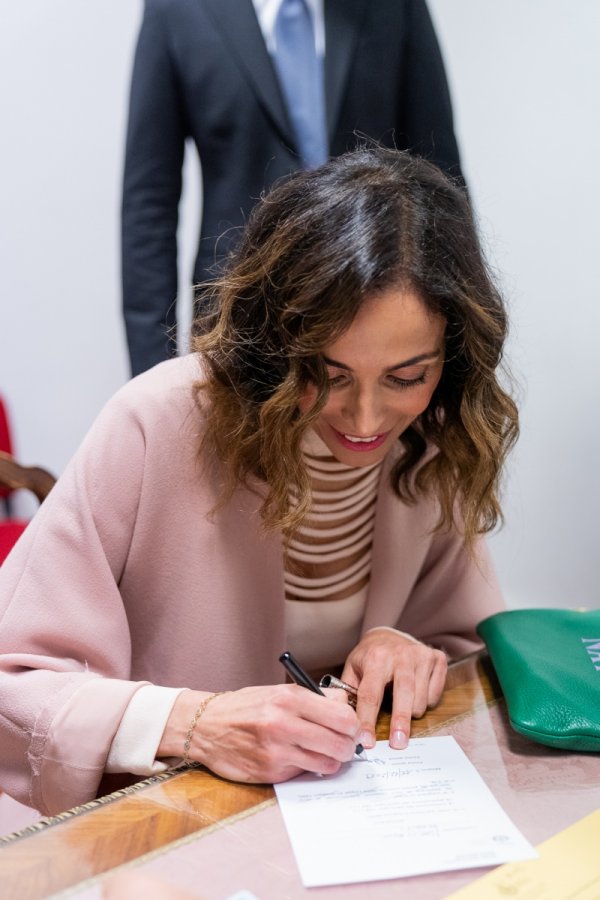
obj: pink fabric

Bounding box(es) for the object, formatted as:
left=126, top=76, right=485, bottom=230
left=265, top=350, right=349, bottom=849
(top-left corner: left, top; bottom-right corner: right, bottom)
left=0, top=792, right=40, bottom=838
left=0, top=356, right=503, bottom=815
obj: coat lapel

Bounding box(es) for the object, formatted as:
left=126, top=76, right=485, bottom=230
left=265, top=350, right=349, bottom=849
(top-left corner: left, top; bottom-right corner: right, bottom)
left=203, top=0, right=297, bottom=150
left=324, top=0, right=368, bottom=141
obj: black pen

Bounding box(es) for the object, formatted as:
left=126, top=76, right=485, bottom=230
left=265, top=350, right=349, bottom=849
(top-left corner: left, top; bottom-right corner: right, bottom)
left=279, top=650, right=364, bottom=756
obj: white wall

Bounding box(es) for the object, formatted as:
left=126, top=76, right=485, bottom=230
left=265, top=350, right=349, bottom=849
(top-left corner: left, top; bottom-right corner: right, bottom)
left=1, top=1, right=138, bottom=509
left=429, top=0, right=600, bottom=609
left=1, top=2, right=599, bottom=609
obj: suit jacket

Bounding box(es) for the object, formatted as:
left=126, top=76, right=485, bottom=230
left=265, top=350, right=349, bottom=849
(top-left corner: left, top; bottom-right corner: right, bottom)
left=0, top=356, right=501, bottom=815
left=122, top=0, right=464, bottom=375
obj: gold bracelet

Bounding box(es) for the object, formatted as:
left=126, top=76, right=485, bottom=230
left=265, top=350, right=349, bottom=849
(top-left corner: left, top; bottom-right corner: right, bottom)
left=182, top=691, right=229, bottom=767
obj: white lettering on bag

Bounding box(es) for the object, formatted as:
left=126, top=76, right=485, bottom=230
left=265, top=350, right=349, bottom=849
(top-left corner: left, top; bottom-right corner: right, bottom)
left=581, top=638, right=600, bottom=670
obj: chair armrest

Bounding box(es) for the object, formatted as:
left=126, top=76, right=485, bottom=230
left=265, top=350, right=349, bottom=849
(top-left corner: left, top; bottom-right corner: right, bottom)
left=0, top=451, right=56, bottom=504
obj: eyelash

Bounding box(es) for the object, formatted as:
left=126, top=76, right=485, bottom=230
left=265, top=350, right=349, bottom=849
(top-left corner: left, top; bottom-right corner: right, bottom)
left=327, top=373, right=428, bottom=390
left=388, top=373, right=427, bottom=389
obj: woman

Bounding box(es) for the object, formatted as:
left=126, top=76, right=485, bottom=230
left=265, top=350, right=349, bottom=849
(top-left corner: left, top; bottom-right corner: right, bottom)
left=0, top=148, right=518, bottom=816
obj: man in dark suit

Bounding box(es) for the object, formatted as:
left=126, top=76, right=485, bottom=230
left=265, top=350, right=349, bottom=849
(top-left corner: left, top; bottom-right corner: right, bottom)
left=122, top=0, right=463, bottom=376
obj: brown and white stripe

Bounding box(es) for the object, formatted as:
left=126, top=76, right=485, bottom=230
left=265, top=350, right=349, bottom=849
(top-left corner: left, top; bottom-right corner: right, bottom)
left=284, top=429, right=383, bottom=671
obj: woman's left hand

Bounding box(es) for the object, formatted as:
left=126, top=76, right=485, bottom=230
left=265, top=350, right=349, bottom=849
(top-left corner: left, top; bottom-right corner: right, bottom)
left=341, top=627, right=448, bottom=751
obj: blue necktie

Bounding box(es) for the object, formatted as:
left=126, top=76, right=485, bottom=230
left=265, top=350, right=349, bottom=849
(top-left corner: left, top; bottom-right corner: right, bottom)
left=273, top=0, right=328, bottom=169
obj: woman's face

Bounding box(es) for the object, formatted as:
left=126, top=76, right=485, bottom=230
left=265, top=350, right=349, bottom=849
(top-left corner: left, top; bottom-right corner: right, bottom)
left=298, top=286, right=446, bottom=467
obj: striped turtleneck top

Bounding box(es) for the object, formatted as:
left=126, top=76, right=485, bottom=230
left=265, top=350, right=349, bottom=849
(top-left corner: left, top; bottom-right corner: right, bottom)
left=284, top=428, right=383, bottom=672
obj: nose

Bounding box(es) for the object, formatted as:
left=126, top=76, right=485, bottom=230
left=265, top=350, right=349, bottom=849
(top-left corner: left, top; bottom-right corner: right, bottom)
left=342, top=385, right=385, bottom=436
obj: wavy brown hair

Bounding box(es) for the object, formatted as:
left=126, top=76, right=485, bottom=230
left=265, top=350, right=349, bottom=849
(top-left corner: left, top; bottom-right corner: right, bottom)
left=191, top=147, right=518, bottom=548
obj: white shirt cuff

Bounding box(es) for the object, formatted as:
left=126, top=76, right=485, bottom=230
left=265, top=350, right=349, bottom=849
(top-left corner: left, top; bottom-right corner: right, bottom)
left=105, top=685, right=186, bottom=775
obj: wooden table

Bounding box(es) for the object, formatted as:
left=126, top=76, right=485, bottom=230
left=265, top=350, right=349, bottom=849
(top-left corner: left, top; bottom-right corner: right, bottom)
left=0, top=654, right=504, bottom=899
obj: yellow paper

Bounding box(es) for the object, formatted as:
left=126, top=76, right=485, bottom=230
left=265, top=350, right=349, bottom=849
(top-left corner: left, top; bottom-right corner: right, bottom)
left=446, top=809, right=600, bottom=899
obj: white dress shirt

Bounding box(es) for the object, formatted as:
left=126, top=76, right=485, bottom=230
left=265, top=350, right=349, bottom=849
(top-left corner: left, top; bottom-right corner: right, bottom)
left=252, top=0, right=325, bottom=56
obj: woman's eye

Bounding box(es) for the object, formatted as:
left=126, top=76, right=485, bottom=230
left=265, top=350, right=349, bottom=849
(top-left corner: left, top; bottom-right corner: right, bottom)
left=388, top=370, right=428, bottom=388
left=328, top=374, right=349, bottom=388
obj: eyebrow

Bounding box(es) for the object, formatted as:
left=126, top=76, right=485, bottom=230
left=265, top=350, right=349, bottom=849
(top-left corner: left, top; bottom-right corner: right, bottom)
left=322, top=350, right=442, bottom=372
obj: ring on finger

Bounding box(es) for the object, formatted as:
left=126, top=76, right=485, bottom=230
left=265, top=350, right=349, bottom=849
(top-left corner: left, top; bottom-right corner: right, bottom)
left=319, top=674, right=358, bottom=708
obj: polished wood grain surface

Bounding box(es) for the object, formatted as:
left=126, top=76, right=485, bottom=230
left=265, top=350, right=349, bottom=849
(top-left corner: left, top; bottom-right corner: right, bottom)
left=0, top=653, right=499, bottom=900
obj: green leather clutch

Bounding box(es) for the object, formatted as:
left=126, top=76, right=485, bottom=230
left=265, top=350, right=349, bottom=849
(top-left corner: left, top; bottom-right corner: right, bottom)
left=477, top=608, right=600, bottom=752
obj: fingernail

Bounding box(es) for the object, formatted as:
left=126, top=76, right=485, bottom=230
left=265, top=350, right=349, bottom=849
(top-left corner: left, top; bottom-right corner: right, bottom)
left=391, top=729, right=408, bottom=749
left=358, top=730, right=375, bottom=748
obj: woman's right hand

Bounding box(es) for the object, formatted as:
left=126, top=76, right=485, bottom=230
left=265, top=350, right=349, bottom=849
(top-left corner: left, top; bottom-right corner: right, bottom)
left=157, top=685, right=359, bottom=783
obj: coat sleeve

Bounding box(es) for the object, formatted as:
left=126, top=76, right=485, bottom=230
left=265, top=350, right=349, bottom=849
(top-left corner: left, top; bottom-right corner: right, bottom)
left=0, top=388, right=154, bottom=814
left=122, top=0, right=187, bottom=376
left=396, top=531, right=505, bottom=659
left=399, top=0, right=464, bottom=181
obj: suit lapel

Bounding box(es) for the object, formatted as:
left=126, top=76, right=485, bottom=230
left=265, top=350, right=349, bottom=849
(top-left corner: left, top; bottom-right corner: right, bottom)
left=203, top=0, right=297, bottom=150
left=324, top=0, right=368, bottom=141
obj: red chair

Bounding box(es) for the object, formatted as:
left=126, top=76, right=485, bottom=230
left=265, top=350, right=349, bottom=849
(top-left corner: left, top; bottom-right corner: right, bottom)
left=0, top=397, right=56, bottom=564
left=0, top=395, right=14, bottom=511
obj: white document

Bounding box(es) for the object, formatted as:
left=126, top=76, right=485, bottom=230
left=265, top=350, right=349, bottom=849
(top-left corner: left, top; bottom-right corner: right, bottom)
left=274, top=736, right=536, bottom=887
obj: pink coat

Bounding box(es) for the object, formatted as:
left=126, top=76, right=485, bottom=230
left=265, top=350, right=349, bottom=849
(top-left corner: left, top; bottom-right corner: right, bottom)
left=0, top=356, right=503, bottom=815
